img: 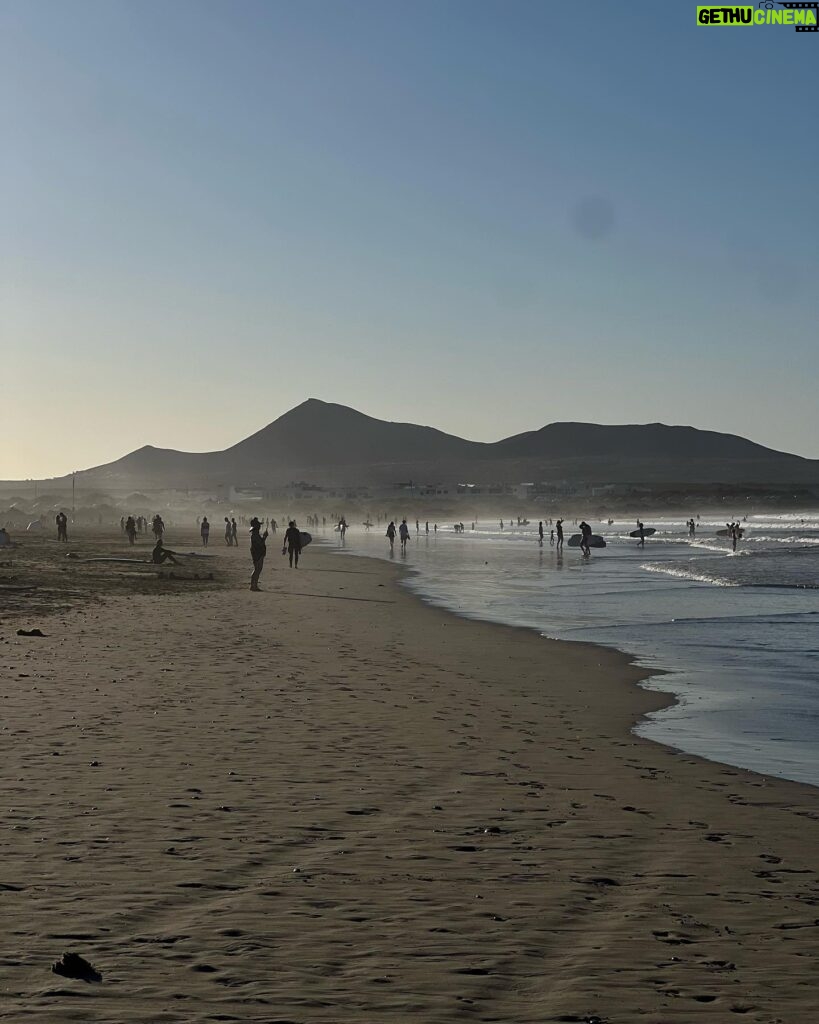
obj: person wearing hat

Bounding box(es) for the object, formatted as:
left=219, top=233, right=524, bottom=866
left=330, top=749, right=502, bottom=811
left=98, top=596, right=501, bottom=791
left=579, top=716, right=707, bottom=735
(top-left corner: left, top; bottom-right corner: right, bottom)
left=249, top=517, right=269, bottom=591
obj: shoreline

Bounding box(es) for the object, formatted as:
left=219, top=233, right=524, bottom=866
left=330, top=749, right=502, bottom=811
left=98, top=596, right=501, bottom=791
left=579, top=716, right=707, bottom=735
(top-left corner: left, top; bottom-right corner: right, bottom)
left=1, top=538, right=817, bottom=1021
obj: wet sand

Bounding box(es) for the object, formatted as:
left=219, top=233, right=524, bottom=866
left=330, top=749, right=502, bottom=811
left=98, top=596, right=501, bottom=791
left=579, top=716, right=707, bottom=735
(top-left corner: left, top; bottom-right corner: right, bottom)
left=0, top=534, right=816, bottom=1022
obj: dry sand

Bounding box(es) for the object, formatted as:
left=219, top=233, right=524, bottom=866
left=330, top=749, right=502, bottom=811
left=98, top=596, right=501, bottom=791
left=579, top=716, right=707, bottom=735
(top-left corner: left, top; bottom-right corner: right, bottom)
left=0, top=532, right=817, bottom=1022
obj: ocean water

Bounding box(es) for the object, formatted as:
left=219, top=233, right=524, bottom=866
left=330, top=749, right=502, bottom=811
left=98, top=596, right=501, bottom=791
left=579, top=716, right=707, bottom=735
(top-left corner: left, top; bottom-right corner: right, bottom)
left=333, top=513, right=819, bottom=788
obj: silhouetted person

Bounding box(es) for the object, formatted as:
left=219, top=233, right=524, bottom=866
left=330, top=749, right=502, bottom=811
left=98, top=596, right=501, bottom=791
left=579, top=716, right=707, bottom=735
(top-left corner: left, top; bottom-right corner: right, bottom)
left=152, top=538, right=179, bottom=565
left=200, top=517, right=210, bottom=547
left=125, top=515, right=137, bottom=545
left=636, top=519, right=645, bottom=548
left=224, top=517, right=232, bottom=545
left=231, top=518, right=238, bottom=545
left=538, top=521, right=544, bottom=546
left=556, top=519, right=564, bottom=549
left=579, top=521, right=592, bottom=556
left=386, top=520, right=396, bottom=551
left=152, top=515, right=164, bottom=539
left=56, top=511, right=68, bottom=542
left=249, top=517, right=268, bottom=591
left=283, top=520, right=302, bottom=568
left=399, top=518, right=410, bottom=552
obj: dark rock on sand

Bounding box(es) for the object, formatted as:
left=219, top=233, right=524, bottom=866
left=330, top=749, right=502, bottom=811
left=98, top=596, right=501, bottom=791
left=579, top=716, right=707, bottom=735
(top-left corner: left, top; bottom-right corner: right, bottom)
left=51, top=952, right=102, bottom=983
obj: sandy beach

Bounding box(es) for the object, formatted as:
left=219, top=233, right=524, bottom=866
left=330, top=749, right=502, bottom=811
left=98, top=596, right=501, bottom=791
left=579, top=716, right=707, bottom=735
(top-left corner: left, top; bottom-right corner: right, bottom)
left=0, top=533, right=817, bottom=1022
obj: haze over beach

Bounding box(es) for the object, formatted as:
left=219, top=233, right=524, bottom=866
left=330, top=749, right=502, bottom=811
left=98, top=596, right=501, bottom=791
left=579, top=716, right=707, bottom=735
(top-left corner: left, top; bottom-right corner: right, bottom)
left=2, top=2, right=818, bottom=1022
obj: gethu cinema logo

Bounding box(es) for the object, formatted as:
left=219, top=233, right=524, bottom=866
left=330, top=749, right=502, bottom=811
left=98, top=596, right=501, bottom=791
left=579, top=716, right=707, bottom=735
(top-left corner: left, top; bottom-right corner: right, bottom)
left=697, top=3, right=818, bottom=27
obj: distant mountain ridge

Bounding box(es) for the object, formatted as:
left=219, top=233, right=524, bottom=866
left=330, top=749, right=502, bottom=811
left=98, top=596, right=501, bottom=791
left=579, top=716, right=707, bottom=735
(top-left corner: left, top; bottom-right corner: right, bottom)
left=16, top=399, right=819, bottom=490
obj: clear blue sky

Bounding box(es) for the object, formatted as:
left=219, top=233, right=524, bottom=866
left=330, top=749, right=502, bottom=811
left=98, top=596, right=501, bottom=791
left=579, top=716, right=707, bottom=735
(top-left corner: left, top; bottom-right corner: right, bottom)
left=2, top=0, right=817, bottom=478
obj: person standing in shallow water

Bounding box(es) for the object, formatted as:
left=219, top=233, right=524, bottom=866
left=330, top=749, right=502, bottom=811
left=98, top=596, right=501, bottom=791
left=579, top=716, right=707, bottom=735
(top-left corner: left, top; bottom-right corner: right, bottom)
left=555, top=519, right=564, bottom=549
left=399, top=518, right=410, bottom=553
left=386, top=520, right=396, bottom=551
left=249, top=517, right=268, bottom=591
left=538, top=521, right=544, bottom=546
left=200, top=516, right=210, bottom=547
left=224, top=517, right=232, bottom=545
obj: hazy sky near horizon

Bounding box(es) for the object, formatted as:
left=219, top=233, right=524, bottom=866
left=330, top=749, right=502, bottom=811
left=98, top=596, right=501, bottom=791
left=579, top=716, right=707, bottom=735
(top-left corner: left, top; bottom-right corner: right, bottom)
left=2, top=0, right=818, bottom=479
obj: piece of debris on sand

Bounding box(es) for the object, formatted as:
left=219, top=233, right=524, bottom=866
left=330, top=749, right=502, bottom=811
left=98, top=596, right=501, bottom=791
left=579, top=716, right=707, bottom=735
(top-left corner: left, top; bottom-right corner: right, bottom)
left=51, top=952, right=102, bottom=983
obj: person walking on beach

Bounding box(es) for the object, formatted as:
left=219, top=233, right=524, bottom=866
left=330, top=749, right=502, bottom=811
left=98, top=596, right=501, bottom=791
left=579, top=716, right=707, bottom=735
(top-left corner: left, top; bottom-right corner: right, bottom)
left=152, top=515, right=165, bottom=540
left=636, top=519, right=645, bottom=548
left=125, top=515, right=137, bottom=546
left=231, top=518, right=238, bottom=546
left=249, top=517, right=268, bottom=591
left=283, top=520, right=302, bottom=568
left=555, top=519, right=564, bottom=549
left=399, top=518, right=410, bottom=553
left=538, top=521, right=544, bottom=546
left=386, top=520, right=396, bottom=551
left=224, top=517, right=232, bottom=545
left=200, top=516, right=210, bottom=547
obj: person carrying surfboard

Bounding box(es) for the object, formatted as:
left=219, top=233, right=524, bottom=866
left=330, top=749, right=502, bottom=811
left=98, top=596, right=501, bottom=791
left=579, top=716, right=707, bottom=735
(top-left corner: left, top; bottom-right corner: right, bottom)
left=636, top=520, right=645, bottom=547
left=283, top=520, right=302, bottom=568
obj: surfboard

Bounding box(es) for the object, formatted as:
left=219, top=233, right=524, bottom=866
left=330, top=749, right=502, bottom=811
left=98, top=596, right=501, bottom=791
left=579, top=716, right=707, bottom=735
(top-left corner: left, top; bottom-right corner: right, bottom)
left=568, top=534, right=606, bottom=548
left=299, top=531, right=312, bottom=548
left=629, top=527, right=656, bottom=538
left=716, top=528, right=744, bottom=538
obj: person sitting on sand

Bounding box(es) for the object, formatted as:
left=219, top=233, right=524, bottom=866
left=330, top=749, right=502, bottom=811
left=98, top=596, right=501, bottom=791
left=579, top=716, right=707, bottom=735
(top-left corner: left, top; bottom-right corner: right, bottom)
left=283, top=520, right=302, bottom=568
left=152, top=538, right=179, bottom=565
left=249, top=517, right=268, bottom=591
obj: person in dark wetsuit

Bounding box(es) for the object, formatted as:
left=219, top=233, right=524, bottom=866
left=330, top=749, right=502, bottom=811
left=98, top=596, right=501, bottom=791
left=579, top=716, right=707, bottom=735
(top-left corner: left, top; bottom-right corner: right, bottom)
left=555, top=519, right=564, bottom=549
left=579, top=521, right=592, bottom=556
left=386, top=520, right=396, bottom=551
left=152, top=538, right=179, bottom=565
left=249, top=517, right=268, bottom=591
left=283, top=520, right=302, bottom=568
left=636, top=519, right=645, bottom=548
left=125, top=515, right=137, bottom=545
left=538, top=521, right=544, bottom=546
